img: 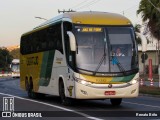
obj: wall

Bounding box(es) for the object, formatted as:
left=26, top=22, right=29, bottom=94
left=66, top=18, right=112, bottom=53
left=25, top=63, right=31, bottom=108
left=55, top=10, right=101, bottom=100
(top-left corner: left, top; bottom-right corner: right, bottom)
left=138, top=51, right=158, bottom=74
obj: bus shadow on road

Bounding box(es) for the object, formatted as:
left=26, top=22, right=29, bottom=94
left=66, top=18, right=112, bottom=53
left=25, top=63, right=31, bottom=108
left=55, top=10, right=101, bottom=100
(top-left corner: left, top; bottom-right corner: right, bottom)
left=32, top=95, right=128, bottom=110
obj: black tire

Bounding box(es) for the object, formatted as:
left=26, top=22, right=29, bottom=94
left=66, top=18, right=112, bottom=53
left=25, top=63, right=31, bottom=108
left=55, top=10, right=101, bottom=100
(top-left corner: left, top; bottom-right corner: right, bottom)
left=28, top=88, right=45, bottom=99
left=59, top=80, right=72, bottom=106
left=27, top=78, right=37, bottom=99
left=25, top=79, right=29, bottom=91
left=110, top=98, right=122, bottom=106
left=28, top=88, right=37, bottom=99
left=26, top=78, right=45, bottom=99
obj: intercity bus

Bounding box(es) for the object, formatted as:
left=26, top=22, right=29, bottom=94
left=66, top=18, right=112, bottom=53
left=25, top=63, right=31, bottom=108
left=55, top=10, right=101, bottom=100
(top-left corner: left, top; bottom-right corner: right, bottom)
left=20, top=11, right=139, bottom=106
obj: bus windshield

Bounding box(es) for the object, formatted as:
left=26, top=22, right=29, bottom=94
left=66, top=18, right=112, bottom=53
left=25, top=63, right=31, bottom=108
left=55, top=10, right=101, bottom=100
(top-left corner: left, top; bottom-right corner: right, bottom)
left=74, top=25, right=138, bottom=75
left=11, top=64, right=20, bottom=72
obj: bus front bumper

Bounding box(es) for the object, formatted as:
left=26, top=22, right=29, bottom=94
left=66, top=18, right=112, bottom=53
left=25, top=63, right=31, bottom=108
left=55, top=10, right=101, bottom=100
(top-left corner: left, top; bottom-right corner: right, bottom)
left=75, top=82, right=139, bottom=99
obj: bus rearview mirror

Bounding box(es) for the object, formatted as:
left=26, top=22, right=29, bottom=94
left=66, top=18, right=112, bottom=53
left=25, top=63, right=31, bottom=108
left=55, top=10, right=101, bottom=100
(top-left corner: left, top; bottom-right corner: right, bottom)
left=67, top=31, right=76, bottom=51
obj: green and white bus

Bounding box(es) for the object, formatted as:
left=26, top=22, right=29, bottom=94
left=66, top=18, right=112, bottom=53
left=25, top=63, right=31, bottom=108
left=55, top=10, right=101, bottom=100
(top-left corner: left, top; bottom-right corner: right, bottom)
left=20, top=11, right=139, bottom=106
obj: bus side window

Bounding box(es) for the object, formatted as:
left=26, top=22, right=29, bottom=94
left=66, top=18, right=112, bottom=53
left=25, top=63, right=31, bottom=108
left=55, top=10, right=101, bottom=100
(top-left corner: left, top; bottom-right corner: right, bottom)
left=57, top=41, right=62, bottom=53
left=36, top=31, right=42, bottom=52
left=32, top=33, right=39, bottom=53
left=47, top=27, right=55, bottom=50
left=48, top=39, right=54, bottom=49
left=38, top=30, right=47, bottom=51
left=20, top=36, right=26, bottom=54
left=35, top=32, right=41, bottom=52
left=26, top=35, right=31, bottom=54
left=54, top=24, right=63, bottom=54
left=21, top=23, right=64, bottom=54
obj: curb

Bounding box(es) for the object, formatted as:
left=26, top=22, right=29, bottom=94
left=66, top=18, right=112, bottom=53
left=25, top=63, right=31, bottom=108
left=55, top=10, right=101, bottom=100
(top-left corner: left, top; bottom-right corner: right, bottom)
left=139, top=93, right=160, bottom=98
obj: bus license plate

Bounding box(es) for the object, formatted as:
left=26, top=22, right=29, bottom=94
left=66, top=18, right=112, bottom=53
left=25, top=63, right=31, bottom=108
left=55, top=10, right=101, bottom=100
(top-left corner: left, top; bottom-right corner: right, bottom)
left=104, top=91, right=116, bottom=95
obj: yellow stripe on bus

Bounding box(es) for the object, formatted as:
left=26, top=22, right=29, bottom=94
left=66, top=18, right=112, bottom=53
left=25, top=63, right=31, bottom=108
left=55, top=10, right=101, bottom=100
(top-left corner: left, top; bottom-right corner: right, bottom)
left=79, top=74, right=113, bottom=84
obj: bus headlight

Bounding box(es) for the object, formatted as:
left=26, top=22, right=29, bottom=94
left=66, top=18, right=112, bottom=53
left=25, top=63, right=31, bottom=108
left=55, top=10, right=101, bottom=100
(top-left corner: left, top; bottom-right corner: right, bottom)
left=73, top=77, right=92, bottom=86
left=130, top=78, right=139, bottom=85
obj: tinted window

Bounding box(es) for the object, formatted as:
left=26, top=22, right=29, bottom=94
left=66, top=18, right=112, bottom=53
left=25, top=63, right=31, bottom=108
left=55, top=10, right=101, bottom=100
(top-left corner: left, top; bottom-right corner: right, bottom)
left=20, top=23, right=63, bottom=54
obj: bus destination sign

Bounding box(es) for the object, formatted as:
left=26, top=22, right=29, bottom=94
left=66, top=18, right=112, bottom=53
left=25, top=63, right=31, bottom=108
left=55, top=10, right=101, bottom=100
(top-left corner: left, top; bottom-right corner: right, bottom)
left=80, top=27, right=102, bottom=32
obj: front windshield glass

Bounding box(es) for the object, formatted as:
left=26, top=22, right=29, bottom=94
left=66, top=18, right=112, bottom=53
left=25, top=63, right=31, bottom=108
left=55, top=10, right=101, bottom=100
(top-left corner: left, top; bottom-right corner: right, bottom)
left=108, top=27, right=137, bottom=72
left=74, top=25, right=138, bottom=74
left=74, top=26, right=109, bottom=72
left=11, top=64, right=20, bottom=72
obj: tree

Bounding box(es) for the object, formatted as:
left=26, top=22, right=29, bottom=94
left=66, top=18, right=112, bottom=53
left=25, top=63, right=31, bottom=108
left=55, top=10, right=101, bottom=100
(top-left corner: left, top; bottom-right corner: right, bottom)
left=137, top=0, right=160, bottom=39
left=135, top=24, right=141, bottom=33
left=0, top=48, right=13, bottom=71
left=134, top=24, right=149, bottom=45
left=10, top=48, right=20, bottom=59
left=134, top=24, right=142, bottom=44
left=137, top=0, right=160, bottom=69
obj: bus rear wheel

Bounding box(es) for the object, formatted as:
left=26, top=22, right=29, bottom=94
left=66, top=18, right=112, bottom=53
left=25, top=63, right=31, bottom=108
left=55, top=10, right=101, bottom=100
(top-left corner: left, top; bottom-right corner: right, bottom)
left=59, top=80, right=72, bottom=106
left=27, top=83, right=36, bottom=99
left=26, top=78, right=37, bottom=99
left=28, top=88, right=37, bottom=99
left=25, top=79, right=29, bottom=91
left=110, top=98, right=122, bottom=106
left=25, top=79, right=33, bottom=98
left=28, top=89, right=45, bottom=99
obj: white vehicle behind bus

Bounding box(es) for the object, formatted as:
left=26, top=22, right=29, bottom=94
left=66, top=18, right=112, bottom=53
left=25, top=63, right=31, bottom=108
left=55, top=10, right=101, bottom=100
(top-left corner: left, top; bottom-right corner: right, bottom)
left=11, top=59, right=20, bottom=78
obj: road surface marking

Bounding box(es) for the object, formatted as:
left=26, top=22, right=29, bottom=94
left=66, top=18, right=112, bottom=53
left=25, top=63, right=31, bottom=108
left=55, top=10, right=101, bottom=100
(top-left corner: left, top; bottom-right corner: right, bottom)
left=123, top=101, right=160, bottom=109
left=0, top=92, right=103, bottom=120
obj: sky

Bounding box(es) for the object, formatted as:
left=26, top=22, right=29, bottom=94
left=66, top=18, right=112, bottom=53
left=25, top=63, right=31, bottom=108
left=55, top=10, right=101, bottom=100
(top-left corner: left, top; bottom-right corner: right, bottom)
left=0, top=0, right=141, bottom=47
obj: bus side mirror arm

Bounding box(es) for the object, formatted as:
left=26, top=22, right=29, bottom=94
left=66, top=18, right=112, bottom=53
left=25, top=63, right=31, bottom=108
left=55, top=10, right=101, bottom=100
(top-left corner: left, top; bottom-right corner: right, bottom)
left=67, top=31, right=76, bottom=52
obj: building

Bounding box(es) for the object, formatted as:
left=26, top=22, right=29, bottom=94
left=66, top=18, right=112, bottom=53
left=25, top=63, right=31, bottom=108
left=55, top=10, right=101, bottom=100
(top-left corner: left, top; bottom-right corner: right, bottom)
left=138, top=27, right=159, bottom=74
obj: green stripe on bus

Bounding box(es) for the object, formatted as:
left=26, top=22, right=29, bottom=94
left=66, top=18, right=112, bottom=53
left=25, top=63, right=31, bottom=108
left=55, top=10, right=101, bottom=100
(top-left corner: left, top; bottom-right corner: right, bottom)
left=111, top=74, right=136, bottom=83
left=39, top=50, right=55, bottom=86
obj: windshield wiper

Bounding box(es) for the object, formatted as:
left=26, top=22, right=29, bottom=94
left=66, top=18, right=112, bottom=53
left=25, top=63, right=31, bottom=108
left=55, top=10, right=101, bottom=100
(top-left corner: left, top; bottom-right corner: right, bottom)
left=93, top=39, right=107, bottom=76
left=112, top=56, right=127, bottom=75
left=93, top=53, right=106, bottom=76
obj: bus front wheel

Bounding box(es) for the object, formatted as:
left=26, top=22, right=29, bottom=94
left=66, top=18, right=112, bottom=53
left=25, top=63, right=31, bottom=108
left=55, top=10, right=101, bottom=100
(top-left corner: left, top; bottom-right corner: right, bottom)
left=59, top=80, right=72, bottom=106
left=110, top=98, right=122, bottom=106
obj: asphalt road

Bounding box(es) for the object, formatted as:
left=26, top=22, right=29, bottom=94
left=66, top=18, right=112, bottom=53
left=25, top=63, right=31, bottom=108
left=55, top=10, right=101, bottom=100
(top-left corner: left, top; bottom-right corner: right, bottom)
left=0, top=78, right=159, bottom=120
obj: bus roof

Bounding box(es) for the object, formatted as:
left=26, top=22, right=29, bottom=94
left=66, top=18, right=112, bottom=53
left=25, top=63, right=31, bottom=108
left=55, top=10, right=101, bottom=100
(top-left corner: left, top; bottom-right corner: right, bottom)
left=22, top=11, right=132, bottom=36
left=12, top=59, right=19, bottom=63
left=64, top=11, right=131, bottom=25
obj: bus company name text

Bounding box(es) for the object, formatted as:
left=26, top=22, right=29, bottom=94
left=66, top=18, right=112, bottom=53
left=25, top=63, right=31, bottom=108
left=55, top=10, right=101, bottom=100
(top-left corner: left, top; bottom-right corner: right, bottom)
left=27, top=56, right=38, bottom=66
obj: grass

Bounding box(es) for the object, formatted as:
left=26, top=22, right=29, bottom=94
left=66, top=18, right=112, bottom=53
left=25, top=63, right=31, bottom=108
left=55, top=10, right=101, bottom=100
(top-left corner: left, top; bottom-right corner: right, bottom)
left=139, top=86, right=160, bottom=95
